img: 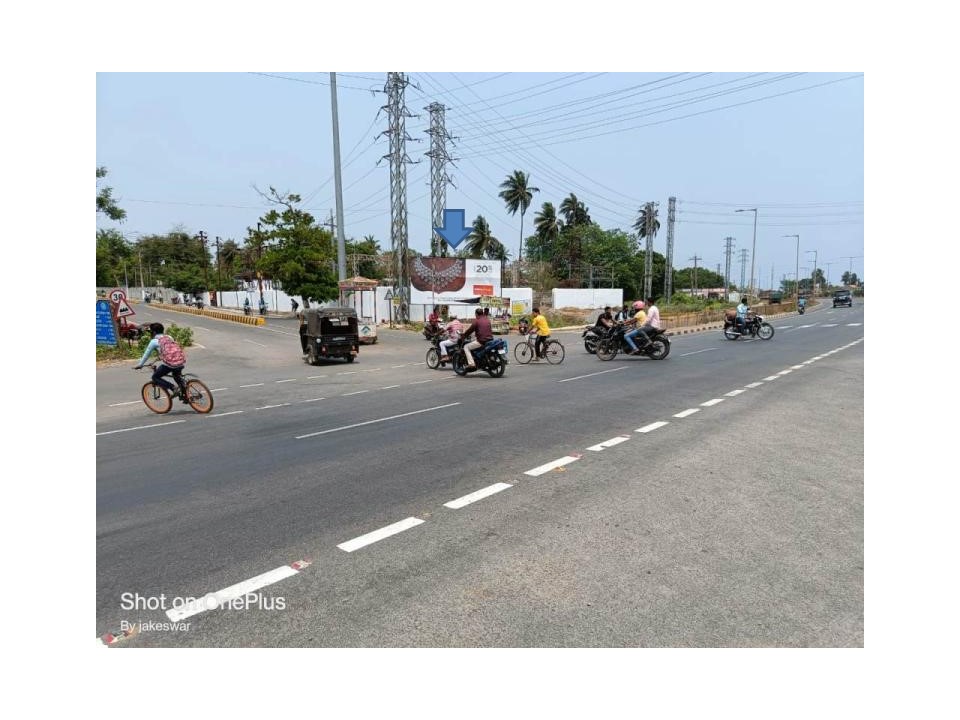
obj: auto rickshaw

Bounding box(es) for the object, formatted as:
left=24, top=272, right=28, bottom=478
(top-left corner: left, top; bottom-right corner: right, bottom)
left=300, top=306, right=360, bottom=364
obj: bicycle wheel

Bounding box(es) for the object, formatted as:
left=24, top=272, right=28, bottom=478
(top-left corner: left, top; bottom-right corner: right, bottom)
left=544, top=340, right=565, bottom=364
left=141, top=382, right=172, bottom=414
left=514, top=342, right=533, bottom=364
left=184, top=379, right=214, bottom=414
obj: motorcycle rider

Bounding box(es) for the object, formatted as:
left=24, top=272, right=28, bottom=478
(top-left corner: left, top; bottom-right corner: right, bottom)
left=243, top=297, right=251, bottom=315
left=462, top=307, right=494, bottom=369
left=623, top=301, right=647, bottom=354
left=597, top=306, right=614, bottom=330
left=798, top=296, right=806, bottom=313
left=438, top=315, right=463, bottom=362
left=427, top=305, right=441, bottom=336
left=736, top=298, right=750, bottom=333
left=634, top=296, right=661, bottom=349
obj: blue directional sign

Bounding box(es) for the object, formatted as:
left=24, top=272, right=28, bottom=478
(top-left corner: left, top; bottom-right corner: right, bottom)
left=433, top=209, right=473, bottom=250
left=96, top=299, right=117, bottom=345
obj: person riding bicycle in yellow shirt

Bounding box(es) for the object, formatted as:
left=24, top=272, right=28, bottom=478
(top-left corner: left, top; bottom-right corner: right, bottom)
left=529, top=307, right=552, bottom=360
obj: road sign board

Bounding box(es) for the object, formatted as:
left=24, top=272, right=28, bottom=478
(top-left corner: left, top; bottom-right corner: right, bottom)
left=115, top=298, right=136, bottom=318
left=96, top=300, right=118, bottom=345
left=110, top=288, right=126, bottom=305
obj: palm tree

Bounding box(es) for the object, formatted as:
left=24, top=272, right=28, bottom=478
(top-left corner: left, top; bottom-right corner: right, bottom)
left=559, top=193, right=591, bottom=227
left=634, top=203, right=661, bottom=298
left=464, top=215, right=502, bottom=259
left=498, top=170, right=539, bottom=263
left=534, top=202, right=563, bottom=245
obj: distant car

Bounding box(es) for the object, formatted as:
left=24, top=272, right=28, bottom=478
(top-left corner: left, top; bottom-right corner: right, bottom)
left=833, top=290, right=853, bottom=308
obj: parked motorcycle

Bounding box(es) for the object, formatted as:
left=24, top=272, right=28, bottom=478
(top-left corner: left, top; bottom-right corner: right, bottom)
left=452, top=336, right=508, bottom=377
left=596, top=326, right=671, bottom=360
left=723, top=312, right=775, bottom=340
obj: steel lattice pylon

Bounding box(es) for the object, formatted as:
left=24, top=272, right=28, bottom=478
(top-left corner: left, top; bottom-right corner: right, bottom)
left=425, top=102, right=456, bottom=258
left=665, top=197, right=676, bottom=302
left=381, top=72, right=417, bottom=323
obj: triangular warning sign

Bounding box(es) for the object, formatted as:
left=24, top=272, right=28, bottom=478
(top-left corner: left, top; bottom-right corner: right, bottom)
left=115, top=299, right=136, bottom=318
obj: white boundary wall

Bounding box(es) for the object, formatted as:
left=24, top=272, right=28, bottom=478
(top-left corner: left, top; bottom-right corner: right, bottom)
left=552, top=288, right=623, bottom=310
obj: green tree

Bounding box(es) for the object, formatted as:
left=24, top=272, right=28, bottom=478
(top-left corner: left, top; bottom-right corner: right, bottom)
left=96, top=166, right=127, bottom=221
left=345, top=234, right=386, bottom=280
left=463, top=215, right=507, bottom=260
left=96, top=228, right=134, bottom=287
left=498, top=170, right=539, bottom=262
left=251, top=187, right=338, bottom=303
left=559, top=193, right=591, bottom=227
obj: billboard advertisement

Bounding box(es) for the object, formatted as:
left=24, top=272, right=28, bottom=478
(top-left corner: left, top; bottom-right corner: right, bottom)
left=408, top=257, right=502, bottom=304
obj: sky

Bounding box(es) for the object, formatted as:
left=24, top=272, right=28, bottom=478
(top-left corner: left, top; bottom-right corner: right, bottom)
left=96, top=71, right=864, bottom=289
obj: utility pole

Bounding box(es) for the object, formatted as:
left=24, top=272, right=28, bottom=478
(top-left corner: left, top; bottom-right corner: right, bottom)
left=665, top=197, right=676, bottom=302
left=643, top=201, right=658, bottom=300
left=825, top=262, right=834, bottom=289
left=215, top=236, right=223, bottom=307
left=735, top=207, right=758, bottom=299
left=256, top=222, right=264, bottom=304
left=689, top=255, right=702, bottom=296
left=723, top=237, right=734, bottom=301
left=426, top=102, right=456, bottom=258
left=806, top=249, right=818, bottom=296
left=330, top=73, right=347, bottom=281
left=381, top=72, right=418, bottom=324
left=738, top=248, right=749, bottom=293
left=196, top=231, right=209, bottom=295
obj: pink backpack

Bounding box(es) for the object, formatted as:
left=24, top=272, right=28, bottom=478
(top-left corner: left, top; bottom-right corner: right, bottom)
left=158, top=335, right=186, bottom=367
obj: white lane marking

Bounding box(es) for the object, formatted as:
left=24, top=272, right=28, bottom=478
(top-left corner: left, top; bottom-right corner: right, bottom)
left=763, top=375, right=780, bottom=381
left=211, top=388, right=228, bottom=392
left=381, top=385, right=401, bottom=390
left=587, top=436, right=631, bottom=451
left=299, top=397, right=325, bottom=403
left=244, top=339, right=268, bottom=347
left=802, top=360, right=816, bottom=364
left=239, top=383, right=264, bottom=388
left=821, top=323, right=838, bottom=327
left=778, top=369, right=793, bottom=375
left=339, top=371, right=357, bottom=375
left=673, top=408, right=700, bottom=418
left=556, top=367, right=626, bottom=383
left=524, top=455, right=582, bottom=476
left=166, top=562, right=309, bottom=622
left=96, top=420, right=186, bottom=436
left=256, top=403, right=291, bottom=410
left=636, top=421, right=669, bottom=433
left=790, top=365, right=805, bottom=370
left=337, top=517, right=425, bottom=553
left=846, top=323, right=863, bottom=326
left=275, top=379, right=297, bottom=384
left=444, top=483, right=513, bottom=509
left=342, top=390, right=369, bottom=396
left=725, top=389, right=746, bottom=396
left=798, top=323, right=817, bottom=328
left=361, top=368, right=383, bottom=372
left=745, top=382, right=764, bottom=388
left=391, top=365, right=407, bottom=368
left=307, top=375, right=327, bottom=379
left=778, top=325, right=793, bottom=329
left=108, top=401, right=141, bottom=407
left=296, top=402, right=461, bottom=439
left=208, top=411, right=244, bottom=418
left=701, top=399, right=724, bottom=407
left=410, top=379, right=433, bottom=385
left=679, top=348, right=717, bottom=357
left=192, top=343, right=207, bottom=349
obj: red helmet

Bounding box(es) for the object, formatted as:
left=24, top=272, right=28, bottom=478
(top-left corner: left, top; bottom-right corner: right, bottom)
left=632, top=301, right=645, bottom=310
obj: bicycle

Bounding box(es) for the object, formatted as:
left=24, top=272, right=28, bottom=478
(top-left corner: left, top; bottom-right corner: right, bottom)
left=513, top=333, right=565, bottom=365
left=138, top=362, right=214, bottom=414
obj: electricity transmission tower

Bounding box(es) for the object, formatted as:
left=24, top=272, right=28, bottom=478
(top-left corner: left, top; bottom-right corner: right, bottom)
left=724, top=237, right=735, bottom=301
left=739, top=248, right=750, bottom=292
left=381, top=72, right=418, bottom=323
left=689, top=255, right=702, bottom=294
left=425, top=102, right=457, bottom=257
left=665, top=197, right=676, bottom=302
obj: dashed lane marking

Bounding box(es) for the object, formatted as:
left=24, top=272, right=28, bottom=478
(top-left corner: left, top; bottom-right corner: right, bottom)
left=778, top=369, right=793, bottom=375
left=725, top=389, right=746, bottom=396
left=337, top=518, right=425, bottom=553
left=275, top=379, right=297, bottom=384
left=673, top=409, right=700, bottom=418
left=239, top=383, right=265, bottom=388
left=846, top=323, right=863, bottom=326
left=256, top=403, right=291, bottom=410
left=96, top=420, right=186, bottom=436
left=295, top=402, right=461, bottom=439
left=557, top=367, right=626, bottom=383
left=208, top=411, right=244, bottom=418
left=166, top=560, right=312, bottom=622
left=679, top=348, right=717, bottom=357
left=342, top=390, right=369, bottom=396
left=790, top=365, right=805, bottom=370
left=524, top=455, right=583, bottom=476
left=299, top=397, right=326, bottom=403
left=763, top=375, right=780, bottom=381
left=636, top=421, right=669, bottom=433
left=381, top=385, right=401, bottom=390
left=745, top=382, right=764, bottom=388
left=701, top=399, right=724, bottom=407
left=444, top=483, right=513, bottom=509
left=587, top=436, right=631, bottom=451
left=108, top=401, right=141, bottom=407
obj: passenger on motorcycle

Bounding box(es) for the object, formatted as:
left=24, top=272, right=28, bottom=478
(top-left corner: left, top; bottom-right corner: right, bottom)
left=623, top=301, right=647, bottom=354
left=462, top=308, right=494, bottom=369
left=634, top=296, right=661, bottom=348
left=439, top=315, right=463, bottom=362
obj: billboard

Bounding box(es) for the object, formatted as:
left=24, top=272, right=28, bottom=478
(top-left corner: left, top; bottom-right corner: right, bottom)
left=408, top=257, right=502, bottom=304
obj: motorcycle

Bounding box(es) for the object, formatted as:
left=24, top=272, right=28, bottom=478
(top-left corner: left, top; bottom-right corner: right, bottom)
left=426, top=332, right=460, bottom=370
left=423, top=322, right=445, bottom=342
left=596, top=325, right=671, bottom=361
left=798, top=304, right=806, bottom=315
left=243, top=303, right=251, bottom=316
left=452, top=336, right=508, bottom=378
left=581, top=322, right=613, bottom=354
left=723, top=312, right=774, bottom=340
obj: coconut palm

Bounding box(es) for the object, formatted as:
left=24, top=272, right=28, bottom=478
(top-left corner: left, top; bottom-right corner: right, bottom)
left=498, top=170, right=539, bottom=262
left=559, top=193, right=591, bottom=227
left=633, top=203, right=661, bottom=239
left=534, top=202, right=563, bottom=244
left=463, top=215, right=504, bottom=260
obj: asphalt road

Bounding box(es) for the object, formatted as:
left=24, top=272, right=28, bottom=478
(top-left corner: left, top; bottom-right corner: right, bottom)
left=96, top=301, right=864, bottom=646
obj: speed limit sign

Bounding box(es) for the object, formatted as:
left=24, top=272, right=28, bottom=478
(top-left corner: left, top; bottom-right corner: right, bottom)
left=109, top=288, right=126, bottom=305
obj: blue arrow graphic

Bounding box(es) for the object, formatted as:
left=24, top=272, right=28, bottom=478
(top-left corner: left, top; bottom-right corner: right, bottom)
left=434, top=209, right=473, bottom=250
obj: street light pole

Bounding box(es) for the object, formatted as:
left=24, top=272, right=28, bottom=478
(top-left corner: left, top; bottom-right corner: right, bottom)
left=196, top=231, right=209, bottom=299
left=215, top=236, right=223, bottom=308
left=256, top=222, right=264, bottom=305
left=782, top=234, right=800, bottom=300
left=735, top=208, right=758, bottom=299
